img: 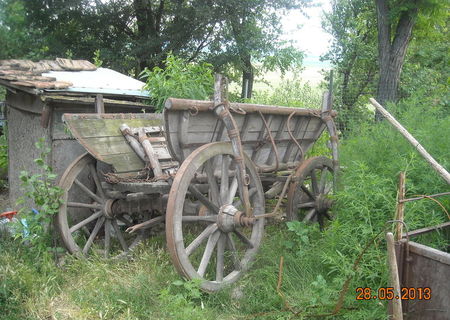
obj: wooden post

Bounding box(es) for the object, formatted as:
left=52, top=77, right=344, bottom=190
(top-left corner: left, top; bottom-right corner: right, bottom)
left=395, top=172, right=406, bottom=241
left=95, top=94, right=105, bottom=114
left=386, top=232, right=403, bottom=320
left=369, top=98, right=450, bottom=184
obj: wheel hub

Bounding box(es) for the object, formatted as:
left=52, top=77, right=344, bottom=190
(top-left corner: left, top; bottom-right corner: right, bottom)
left=314, top=194, right=333, bottom=215
left=103, top=199, right=116, bottom=219
left=217, top=204, right=255, bottom=232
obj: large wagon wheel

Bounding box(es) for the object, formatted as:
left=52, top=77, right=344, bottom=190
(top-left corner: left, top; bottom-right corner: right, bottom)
left=166, top=142, right=265, bottom=292
left=57, top=153, right=149, bottom=258
left=286, top=156, right=335, bottom=228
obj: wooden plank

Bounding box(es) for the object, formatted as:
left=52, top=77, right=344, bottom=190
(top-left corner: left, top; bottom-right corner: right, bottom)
left=266, top=115, right=286, bottom=165
left=80, top=136, right=172, bottom=160
left=251, top=115, right=271, bottom=162
left=386, top=232, right=403, bottom=320
left=65, top=117, right=163, bottom=139
left=283, top=116, right=303, bottom=163
left=63, top=113, right=165, bottom=171
left=103, top=153, right=144, bottom=172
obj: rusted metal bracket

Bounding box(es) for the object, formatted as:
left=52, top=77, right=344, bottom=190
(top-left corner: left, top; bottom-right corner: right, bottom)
left=210, top=74, right=252, bottom=217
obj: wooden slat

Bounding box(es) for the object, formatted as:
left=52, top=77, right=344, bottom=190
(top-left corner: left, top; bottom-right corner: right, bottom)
left=63, top=113, right=165, bottom=171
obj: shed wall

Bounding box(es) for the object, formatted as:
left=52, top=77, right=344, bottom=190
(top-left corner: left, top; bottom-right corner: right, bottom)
left=6, top=91, right=149, bottom=207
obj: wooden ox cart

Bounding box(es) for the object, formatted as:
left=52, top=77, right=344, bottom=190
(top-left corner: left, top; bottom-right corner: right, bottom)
left=56, top=76, right=338, bottom=291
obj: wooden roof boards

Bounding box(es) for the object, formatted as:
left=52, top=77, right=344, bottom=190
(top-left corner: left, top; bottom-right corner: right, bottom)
left=0, top=59, right=97, bottom=91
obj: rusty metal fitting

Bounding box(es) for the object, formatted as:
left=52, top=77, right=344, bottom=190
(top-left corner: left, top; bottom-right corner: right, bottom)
left=244, top=174, right=250, bottom=186
left=103, top=199, right=116, bottom=218
left=218, top=108, right=229, bottom=119
left=230, top=105, right=246, bottom=115
left=228, top=128, right=240, bottom=139
left=188, top=106, right=199, bottom=116
left=234, top=211, right=256, bottom=227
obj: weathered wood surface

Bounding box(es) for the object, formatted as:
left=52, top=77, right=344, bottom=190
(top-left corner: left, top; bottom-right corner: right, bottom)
left=386, top=232, right=403, bottom=320
left=369, top=98, right=450, bottom=185
left=63, top=113, right=164, bottom=172
left=396, top=237, right=450, bottom=319
left=395, top=172, right=406, bottom=241
left=164, top=105, right=327, bottom=170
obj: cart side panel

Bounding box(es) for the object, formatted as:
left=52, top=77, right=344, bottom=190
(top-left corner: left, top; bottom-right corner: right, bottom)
left=164, top=107, right=326, bottom=170
left=62, top=113, right=164, bottom=173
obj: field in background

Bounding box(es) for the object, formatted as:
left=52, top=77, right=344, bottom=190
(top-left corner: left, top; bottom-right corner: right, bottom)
left=253, top=56, right=331, bottom=92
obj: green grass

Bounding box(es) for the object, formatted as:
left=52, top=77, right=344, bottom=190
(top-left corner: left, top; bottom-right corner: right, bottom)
left=1, top=79, right=448, bottom=319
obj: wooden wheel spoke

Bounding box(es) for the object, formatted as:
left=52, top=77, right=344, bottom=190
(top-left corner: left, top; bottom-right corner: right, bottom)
left=104, top=219, right=111, bottom=258
left=112, top=219, right=129, bottom=252
left=319, top=168, right=329, bottom=193
left=74, top=179, right=103, bottom=203
left=301, top=184, right=316, bottom=200
left=226, top=233, right=240, bottom=270
left=205, top=159, right=221, bottom=207
left=233, top=229, right=254, bottom=248
left=216, top=234, right=225, bottom=282
left=82, top=216, right=105, bottom=254
left=197, top=230, right=221, bottom=278
left=69, top=211, right=103, bottom=233
left=186, top=224, right=218, bottom=256
left=182, top=215, right=217, bottom=223
left=227, top=177, right=238, bottom=205
left=297, top=202, right=315, bottom=209
left=311, top=170, right=319, bottom=194
left=324, top=184, right=332, bottom=195
left=188, top=185, right=219, bottom=214
left=89, top=163, right=105, bottom=199
left=220, top=155, right=230, bottom=204
left=67, top=202, right=102, bottom=210
left=117, top=216, right=132, bottom=227
left=303, top=209, right=316, bottom=222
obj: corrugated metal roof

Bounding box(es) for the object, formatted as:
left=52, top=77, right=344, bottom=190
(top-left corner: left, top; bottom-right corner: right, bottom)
left=43, top=68, right=149, bottom=97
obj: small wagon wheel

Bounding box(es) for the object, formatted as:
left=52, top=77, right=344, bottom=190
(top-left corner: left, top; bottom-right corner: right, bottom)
left=286, top=156, right=335, bottom=228
left=56, top=153, right=149, bottom=258
left=166, top=142, right=265, bottom=292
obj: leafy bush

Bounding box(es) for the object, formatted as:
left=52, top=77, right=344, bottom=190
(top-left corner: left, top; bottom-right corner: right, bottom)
left=15, top=139, right=64, bottom=252
left=141, top=53, right=214, bottom=112
left=0, top=130, right=7, bottom=186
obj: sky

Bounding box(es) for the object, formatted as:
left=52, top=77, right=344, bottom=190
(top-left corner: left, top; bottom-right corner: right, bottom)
left=281, top=0, right=333, bottom=67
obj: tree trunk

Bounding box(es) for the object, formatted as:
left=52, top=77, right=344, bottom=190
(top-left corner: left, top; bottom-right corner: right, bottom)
left=133, top=0, right=165, bottom=75
left=241, top=55, right=254, bottom=99
left=374, top=0, right=418, bottom=120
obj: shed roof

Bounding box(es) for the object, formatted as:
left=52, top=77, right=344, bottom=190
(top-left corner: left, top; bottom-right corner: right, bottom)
left=0, top=58, right=149, bottom=98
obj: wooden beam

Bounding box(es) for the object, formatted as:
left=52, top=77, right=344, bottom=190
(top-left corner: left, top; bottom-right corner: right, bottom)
left=95, top=94, right=105, bottom=114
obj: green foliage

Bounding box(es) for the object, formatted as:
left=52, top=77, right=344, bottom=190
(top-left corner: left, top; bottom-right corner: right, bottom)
left=141, top=53, right=214, bottom=112
left=93, top=49, right=103, bottom=68
left=15, top=138, right=64, bottom=251
left=0, top=130, right=7, bottom=184
left=251, top=77, right=322, bottom=108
